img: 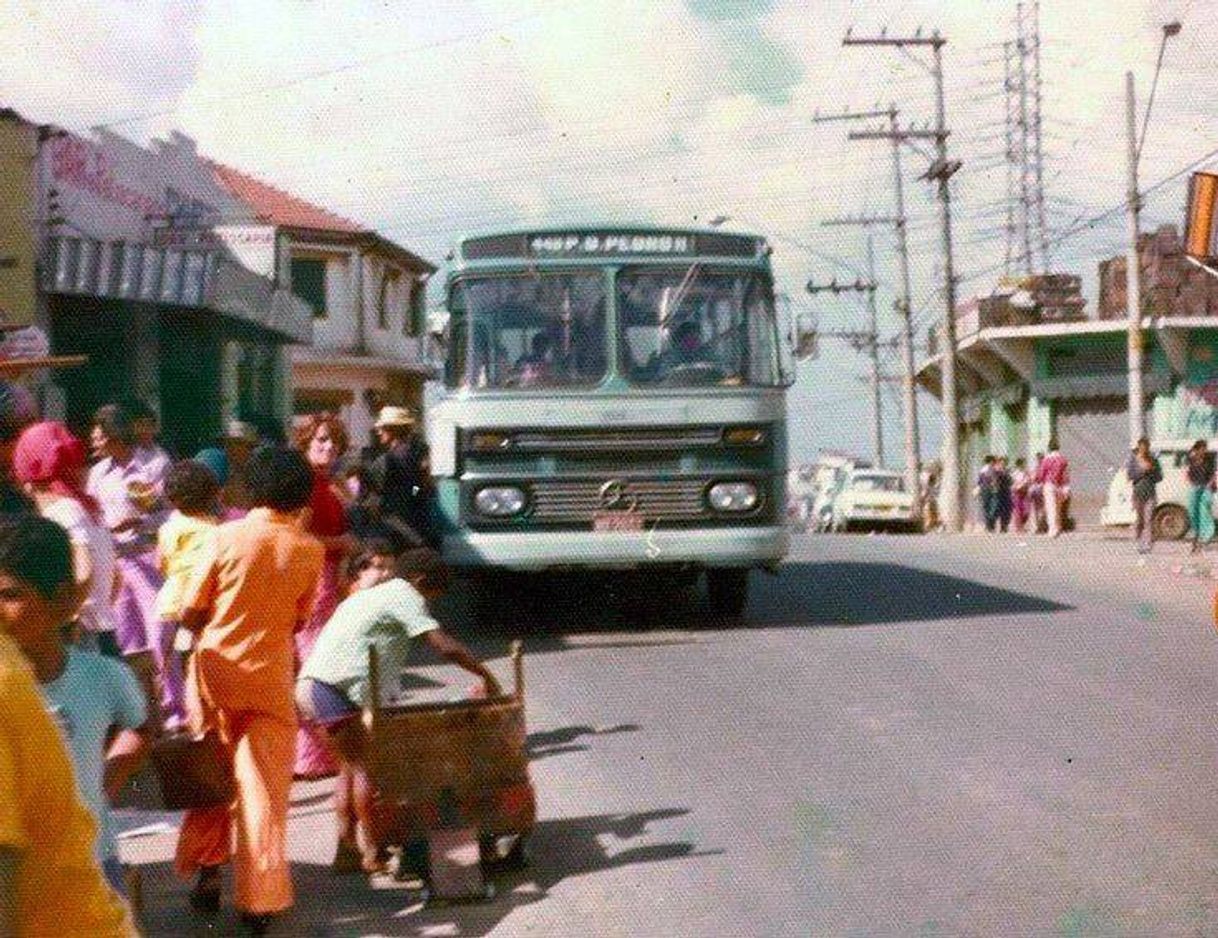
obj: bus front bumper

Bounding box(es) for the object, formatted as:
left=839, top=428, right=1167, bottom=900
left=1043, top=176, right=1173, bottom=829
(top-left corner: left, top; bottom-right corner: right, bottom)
left=442, top=525, right=790, bottom=573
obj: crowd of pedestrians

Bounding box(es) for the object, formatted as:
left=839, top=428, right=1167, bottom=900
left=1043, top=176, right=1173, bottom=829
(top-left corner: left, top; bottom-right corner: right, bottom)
left=974, top=441, right=1072, bottom=537
left=0, top=388, right=499, bottom=935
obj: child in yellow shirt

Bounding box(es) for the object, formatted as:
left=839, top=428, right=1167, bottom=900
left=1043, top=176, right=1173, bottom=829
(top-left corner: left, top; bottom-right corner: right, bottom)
left=157, top=460, right=221, bottom=673
left=0, top=519, right=135, bottom=937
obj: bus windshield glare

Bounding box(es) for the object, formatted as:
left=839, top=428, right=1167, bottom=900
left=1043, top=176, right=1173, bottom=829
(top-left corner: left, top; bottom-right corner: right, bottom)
left=449, top=273, right=607, bottom=389
left=617, top=267, right=782, bottom=387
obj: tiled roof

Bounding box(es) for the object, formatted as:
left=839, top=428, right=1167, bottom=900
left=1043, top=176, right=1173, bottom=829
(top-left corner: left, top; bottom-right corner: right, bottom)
left=207, top=160, right=363, bottom=234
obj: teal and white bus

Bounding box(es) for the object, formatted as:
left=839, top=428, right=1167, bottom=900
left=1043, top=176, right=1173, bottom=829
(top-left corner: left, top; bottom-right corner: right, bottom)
left=427, top=227, right=793, bottom=616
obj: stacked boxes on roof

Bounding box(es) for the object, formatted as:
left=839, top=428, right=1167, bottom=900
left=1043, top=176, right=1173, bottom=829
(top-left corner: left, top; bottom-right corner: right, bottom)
left=1098, top=224, right=1218, bottom=319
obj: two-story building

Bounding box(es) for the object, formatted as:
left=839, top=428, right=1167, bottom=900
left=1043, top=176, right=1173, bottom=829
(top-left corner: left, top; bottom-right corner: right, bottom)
left=31, top=121, right=313, bottom=454
left=919, top=261, right=1218, bottom=528
left=207, top=164, right=435, bottom=453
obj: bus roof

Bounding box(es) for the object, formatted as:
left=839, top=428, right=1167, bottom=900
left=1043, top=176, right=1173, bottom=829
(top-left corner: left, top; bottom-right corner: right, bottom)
left=451, top=226, right=770, bottom=265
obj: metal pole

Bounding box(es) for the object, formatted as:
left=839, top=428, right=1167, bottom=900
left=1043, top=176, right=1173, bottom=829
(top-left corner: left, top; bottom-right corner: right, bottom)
left=1015, top=2, right=1034, bottom=275
left=1126, top=70, right=1145, bottom=445
left=1032, top=0, right=1050, bottom=271
left=932, top=39, right=963, bottom=532
left=865, top=233, right=884, bottom=466
left=890, top=106, right=921, bottom=496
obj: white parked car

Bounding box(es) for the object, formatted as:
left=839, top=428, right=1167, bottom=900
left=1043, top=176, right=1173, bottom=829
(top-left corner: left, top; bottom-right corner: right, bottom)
left=1100, top=437, right=1218, bottom=540
left=830, top=468, right=920, bottom=533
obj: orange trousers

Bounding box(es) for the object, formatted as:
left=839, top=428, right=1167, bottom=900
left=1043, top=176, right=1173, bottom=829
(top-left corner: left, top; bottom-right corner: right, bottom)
left=174, top=709, right=296, bottom=915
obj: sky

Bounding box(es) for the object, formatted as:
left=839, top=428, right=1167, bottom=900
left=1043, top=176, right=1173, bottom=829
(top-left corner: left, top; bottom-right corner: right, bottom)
left=2, top=0, right=1214, bottom=466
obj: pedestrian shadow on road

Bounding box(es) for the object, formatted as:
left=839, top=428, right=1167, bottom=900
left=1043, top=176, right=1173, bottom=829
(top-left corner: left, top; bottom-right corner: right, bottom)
left=749, top=562, right=1072, bottom=627
left=526, top=723, right=640, bottom=761
left=129, top=807, right=713, bottom=937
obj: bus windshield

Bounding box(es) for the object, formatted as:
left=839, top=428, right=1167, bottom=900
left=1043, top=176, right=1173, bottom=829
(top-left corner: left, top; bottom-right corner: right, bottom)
left=617, top=267, right=782, bottom=387
left=448, top=273, right=607, bottom=389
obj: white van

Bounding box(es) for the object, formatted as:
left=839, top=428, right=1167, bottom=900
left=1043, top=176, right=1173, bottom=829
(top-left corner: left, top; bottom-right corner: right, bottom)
left=1100, top=438, right=1218, bottom=540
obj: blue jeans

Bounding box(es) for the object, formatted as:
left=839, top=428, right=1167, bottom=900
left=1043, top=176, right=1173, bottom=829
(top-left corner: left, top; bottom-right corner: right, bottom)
left=1188, top=485, right=1215, bottom=543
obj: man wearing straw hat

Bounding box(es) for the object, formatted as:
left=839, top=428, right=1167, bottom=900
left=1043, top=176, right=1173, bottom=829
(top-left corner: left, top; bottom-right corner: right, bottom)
left=366, top=406, right=435, bottom=549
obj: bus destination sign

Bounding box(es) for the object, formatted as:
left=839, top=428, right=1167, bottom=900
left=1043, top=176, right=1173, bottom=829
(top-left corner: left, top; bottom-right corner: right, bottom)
left=528, top=233, right=694, bottom=256
left=461, top=230, right=761, bottom=260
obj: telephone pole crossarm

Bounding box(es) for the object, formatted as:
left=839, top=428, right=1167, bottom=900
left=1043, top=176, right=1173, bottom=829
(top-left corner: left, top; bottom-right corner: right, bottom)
left=848, top=129, right=948, bottom=142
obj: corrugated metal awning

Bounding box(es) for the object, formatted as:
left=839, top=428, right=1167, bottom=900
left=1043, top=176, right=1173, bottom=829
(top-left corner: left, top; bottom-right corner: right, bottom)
left=42, top=236, right=313, bottom=344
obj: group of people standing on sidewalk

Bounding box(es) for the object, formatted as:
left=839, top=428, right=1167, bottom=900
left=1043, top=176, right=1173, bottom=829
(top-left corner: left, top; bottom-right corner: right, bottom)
left=1128, top=436, right=1217, bottom=554
left=974, top=443, right=1072, bottom=537
left=0, top=388, right=494, bottom=935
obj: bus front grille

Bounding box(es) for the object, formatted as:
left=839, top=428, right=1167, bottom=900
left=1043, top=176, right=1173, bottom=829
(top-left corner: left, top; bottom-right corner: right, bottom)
left=529, top=478, right=711, bottom=522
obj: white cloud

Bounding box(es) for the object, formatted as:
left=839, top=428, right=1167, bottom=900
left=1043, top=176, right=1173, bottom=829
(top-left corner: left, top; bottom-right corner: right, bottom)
left=2, top=0, right=1216, bottom=460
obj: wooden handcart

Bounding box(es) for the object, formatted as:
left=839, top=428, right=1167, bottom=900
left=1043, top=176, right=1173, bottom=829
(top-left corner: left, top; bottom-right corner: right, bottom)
left=364, top=640, right=535, bottom=901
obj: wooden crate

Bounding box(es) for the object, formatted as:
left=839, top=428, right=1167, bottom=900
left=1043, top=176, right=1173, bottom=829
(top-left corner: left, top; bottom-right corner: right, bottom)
left=364, top=641, right=534, bottom=833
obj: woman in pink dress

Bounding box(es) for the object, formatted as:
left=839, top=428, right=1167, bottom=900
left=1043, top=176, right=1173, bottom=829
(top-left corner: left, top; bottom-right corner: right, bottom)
left=292, top=413, right=355, bottom=778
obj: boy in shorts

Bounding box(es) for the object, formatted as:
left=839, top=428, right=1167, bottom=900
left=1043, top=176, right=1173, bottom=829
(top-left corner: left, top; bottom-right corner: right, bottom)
left=297, top=542, right=501, bottom=872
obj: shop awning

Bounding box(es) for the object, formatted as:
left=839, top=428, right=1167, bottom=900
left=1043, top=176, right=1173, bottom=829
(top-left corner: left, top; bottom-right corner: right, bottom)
left=42, top=236, right=313, bottom=344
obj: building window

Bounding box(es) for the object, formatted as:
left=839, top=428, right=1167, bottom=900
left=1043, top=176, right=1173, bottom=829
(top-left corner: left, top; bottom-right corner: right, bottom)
left=291, top=257, right=327, bottom=318
left=406, top=277, right=426, bottom=336
left=378, top=268, right=400, bottom=331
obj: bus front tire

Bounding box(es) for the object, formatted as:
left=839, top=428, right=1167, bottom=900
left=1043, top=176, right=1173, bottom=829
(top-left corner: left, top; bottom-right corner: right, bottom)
left=706, top=569, right=749, bottom=619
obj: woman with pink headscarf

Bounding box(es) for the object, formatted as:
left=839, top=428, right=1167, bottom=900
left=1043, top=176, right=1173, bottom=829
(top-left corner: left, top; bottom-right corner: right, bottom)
left=12, top=421, right=121, bottom=658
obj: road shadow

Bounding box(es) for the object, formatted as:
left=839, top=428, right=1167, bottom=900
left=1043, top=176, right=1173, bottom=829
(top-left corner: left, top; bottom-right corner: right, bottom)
left=130, top=808, right=711, bottom=937
left=747, top=561, right=1072, bottom=626
left=526, top=723, right=640, bottom=761
left=433, top=562, right=1072, bottom=654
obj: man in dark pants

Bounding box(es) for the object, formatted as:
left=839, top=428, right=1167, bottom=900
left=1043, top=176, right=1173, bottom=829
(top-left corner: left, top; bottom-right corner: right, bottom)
left=976, top=456, right=998, bottom=532
left=1127, top=436, right=1162, bottom=554
left=365, top=406, right=436, bottom=549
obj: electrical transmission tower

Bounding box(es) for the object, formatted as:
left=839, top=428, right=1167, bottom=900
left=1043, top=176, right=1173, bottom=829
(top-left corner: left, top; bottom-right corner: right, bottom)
left=1005, top=0, right=1050, bottom=274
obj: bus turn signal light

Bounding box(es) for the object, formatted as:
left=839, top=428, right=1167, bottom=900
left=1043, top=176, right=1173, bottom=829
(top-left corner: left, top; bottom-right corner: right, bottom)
left=723, top=427, right=766, bottom=446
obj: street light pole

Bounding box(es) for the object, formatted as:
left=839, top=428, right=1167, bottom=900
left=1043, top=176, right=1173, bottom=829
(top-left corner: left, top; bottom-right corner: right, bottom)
left=1126, top=22, right=1182, bottom=446
left=1125, top=71, right=1145, bottom=445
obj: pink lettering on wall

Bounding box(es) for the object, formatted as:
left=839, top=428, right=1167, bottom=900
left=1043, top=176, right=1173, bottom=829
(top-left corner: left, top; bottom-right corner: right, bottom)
left=49, top=136, right=167, bottom=220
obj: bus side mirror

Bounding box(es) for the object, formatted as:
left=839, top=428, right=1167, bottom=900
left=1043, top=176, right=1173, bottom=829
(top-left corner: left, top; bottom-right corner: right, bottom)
left=424, top=311, right=449, bottom=371
left=788, top=310, right=817, bottom=365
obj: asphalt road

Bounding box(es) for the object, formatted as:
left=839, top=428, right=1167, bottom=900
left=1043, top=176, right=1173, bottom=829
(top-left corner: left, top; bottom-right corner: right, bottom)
left=122, top=531, right=1218, bottom=936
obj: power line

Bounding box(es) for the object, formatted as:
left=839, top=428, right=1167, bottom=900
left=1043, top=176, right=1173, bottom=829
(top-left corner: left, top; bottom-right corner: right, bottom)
left=92, top=9, right=560, bottom=131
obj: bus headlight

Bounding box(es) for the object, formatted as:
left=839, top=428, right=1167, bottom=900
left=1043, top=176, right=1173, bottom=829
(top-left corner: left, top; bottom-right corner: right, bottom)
left=707, top=482, right=760, bottom=513
left=474, top=486, right=527, bottom=517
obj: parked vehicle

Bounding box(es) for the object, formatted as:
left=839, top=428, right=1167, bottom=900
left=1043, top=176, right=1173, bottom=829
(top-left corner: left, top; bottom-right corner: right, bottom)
left=830, top=468, right=920, bottom=532
left=787, top=467, right=816, bottom=531
left=1100, top=437, right=1218, bottom=540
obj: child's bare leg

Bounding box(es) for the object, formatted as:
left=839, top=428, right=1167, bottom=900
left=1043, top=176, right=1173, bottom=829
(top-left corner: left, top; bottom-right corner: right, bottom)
left=352, top=764, right=382, bottom=871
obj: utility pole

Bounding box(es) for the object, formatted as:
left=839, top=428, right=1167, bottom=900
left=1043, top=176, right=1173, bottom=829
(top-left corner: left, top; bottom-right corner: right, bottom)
left=820, top=218, right=893, bottom=466
left=1125, top=70, right=1145, bottom=444
left=865, top=233, right=883, bottom=466
left=812, top=105, right=922, bottom=495
left=843, top=27, right=962, bottom=530
left=806, top=275, right=885, bottom=464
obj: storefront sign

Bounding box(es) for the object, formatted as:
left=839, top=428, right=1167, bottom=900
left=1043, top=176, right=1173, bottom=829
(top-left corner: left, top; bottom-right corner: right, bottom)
left=0, top=117, right=37, bottom=327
